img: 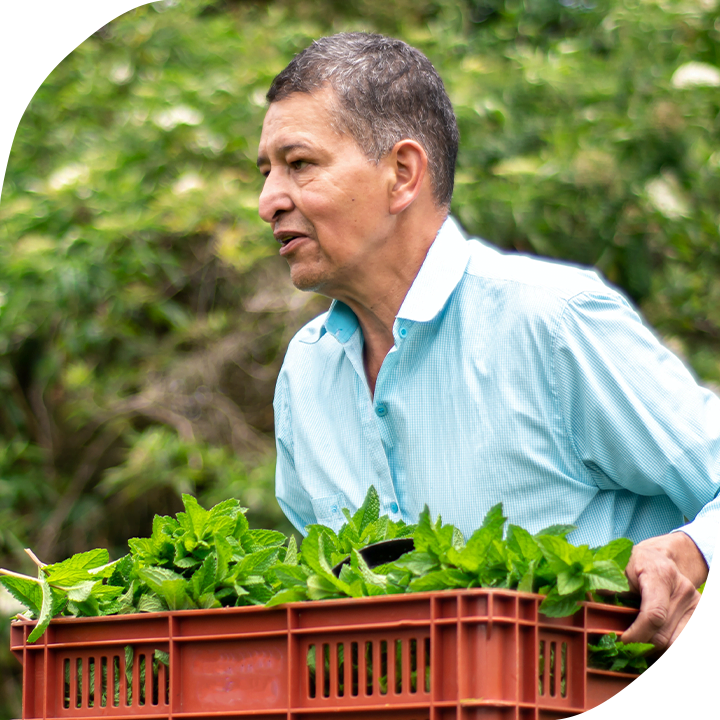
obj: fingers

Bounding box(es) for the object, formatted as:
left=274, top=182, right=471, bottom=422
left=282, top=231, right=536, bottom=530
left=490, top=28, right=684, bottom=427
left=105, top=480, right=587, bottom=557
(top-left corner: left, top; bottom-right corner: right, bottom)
left=622, top=538, right=702, bottom=650
left=622, top=569, right=699, bottom=649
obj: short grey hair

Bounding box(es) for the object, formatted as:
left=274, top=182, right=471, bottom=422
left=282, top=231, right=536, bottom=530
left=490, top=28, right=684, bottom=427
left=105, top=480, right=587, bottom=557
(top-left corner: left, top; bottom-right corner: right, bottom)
left=266, top=32, right=459, bottom=208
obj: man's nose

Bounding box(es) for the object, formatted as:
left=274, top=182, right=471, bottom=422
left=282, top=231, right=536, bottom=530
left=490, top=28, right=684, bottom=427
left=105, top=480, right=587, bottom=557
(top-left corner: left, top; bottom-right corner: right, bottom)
left=258, top=170, right=294, bottom=224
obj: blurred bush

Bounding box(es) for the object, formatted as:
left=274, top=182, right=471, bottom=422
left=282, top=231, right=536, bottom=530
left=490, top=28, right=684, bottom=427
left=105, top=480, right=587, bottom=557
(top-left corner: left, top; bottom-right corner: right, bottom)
left=1, top=0, right=718, bottom=714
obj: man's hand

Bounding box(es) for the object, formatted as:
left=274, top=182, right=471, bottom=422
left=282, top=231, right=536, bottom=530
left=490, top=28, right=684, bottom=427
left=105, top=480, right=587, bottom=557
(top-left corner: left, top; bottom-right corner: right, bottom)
left=622, top=532, right=708, bottom=650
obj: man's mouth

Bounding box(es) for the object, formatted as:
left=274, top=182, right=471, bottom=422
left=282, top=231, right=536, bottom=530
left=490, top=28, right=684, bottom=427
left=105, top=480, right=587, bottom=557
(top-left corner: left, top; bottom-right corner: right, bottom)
left=276, top=232, right=309, bottom=255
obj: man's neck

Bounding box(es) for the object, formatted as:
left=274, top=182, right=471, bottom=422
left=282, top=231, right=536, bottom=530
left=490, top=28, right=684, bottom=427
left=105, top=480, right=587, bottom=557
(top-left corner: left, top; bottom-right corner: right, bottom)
left=344, top=214, right=445, bottom=395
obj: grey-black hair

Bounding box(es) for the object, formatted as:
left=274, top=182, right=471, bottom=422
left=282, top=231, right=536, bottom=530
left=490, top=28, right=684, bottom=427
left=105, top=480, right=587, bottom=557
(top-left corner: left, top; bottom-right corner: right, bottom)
left=266, top=32, right=459, bottom=208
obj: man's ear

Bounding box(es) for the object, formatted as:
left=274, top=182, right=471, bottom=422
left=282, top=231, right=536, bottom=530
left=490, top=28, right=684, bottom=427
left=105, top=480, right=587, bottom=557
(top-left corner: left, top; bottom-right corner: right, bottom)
left=388, top=139, right=429, bottom=215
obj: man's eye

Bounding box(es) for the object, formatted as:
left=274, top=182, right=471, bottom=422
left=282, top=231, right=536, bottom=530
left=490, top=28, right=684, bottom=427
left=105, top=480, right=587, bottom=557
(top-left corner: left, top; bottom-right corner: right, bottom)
left=289, top=160, right=309, bottom=170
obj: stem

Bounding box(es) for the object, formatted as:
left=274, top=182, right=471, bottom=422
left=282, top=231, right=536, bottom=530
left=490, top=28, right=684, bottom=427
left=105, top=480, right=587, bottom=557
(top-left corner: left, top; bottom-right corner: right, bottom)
left=24, top=548, right=46, bottom=569
left=0, top=567, right=41, bottom=583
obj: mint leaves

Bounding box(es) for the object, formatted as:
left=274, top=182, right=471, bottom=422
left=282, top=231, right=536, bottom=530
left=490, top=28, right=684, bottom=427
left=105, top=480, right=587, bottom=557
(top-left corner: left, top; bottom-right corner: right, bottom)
left=1, top=486, right=638, bottom=666
left=0, top=495, right=290, bottom=640
left=587, top=633, right=655, bottom=673
left=267, top=486, right=416, bottom=604
left=363, top=503, right=634, bottom=619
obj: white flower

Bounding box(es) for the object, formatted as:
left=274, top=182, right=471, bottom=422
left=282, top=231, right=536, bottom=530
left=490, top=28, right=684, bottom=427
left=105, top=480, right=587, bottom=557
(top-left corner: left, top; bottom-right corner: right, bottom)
left=110, top=62, right=134, bottom=85
left=154, top=105, right=204, bottom=131
left=48, top=164, right=89, bottom=191
left=671, top=62, right=720, bottom=89
left=173, top=172, right=205, bottom=195
left=645, top=173, right=690, bottom=219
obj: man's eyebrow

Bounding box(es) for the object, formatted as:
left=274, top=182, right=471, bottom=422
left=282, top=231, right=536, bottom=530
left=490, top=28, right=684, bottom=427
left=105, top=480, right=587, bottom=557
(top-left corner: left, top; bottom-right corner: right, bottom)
left=256, top=143, right=313, bottom=168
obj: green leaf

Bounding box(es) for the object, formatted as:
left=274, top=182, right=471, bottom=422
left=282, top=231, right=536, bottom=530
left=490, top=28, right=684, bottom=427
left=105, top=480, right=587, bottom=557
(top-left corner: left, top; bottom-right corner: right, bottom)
left=196, top=592, right=222, bottom=609
left=43, top=548, right=111, bottom=586
left=65, top=581, right=97, bottom=603
left=161, top=579, right=193, bottom=610
left=413, top=506, right=439, bottom=554
left=448, top=525, right=495, bottom=573
left=0, top=575, right=42, bottom=616
left=174, top=556, right=201, bottom=570
left=300, top=526, right=339, bottom=576
left=507, top=525, right=543, bottom=563
left=138, top=567, right=192, bottom=610
left=353, top=485, right=381, bottom=534
left=213, top=534, right=234, bottom=582
left=584, top=560, right=629, bottom=593
left=409, top=568, right=474, bottom=592
left=191, top=554, right=218, bottom=600
left=266, top=587, right=307, bottom=607
left=235, top=547, right=280, bottom=579
left=247, top=529, right=287, bottom=549
left=517, top=560, right=538, bottom=593
left=155, top=649, right=170, bottom=667
left=306, top=573, right=345, bottom=601
left=107, top=555, right=134, bottom=587
left=182, top=494, right=210, bottom=538
left=480, top=503, right=507, bottom=535
left=137, top=592, right=167, bottom=613
left=361, top=515, right=390, bottom=546
left=588, top=633, right=654, bottom=673
left=27, top=575, right=66, bottom=643
left=538, top=589, right=583, bottom=617
left=351, top=548, right=388, bottom=593
left=536, top=535, right=593, bottom=575
left=593, top=538, right=633, bottom=569
left=338, top=514, right=360, bottom=551
left=535, top=524, right=576, bottom=538
left=556, top=569, right=585, bottom=595
left=283, top=535, right=298, bottom=566
left=128, top=537, right=156, bottom=561
left=394, top=551, right=439, bottom=577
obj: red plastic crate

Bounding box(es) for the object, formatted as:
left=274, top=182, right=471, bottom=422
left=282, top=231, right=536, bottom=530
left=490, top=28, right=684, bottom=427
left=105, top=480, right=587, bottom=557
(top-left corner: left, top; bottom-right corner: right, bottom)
left=10, top=588, right=641, bottom=720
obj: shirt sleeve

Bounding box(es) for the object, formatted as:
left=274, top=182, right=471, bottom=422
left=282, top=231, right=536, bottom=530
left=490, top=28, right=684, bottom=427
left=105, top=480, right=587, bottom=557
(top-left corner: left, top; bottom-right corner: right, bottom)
left=553, top=289, right=720, bottom=567
left=273, top=367, right=317, bottom=536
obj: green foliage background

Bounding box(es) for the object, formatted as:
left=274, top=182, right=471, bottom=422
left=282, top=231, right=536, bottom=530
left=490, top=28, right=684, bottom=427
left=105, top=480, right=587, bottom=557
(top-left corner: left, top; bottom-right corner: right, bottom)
left=1, top=0, right=719, bottom=713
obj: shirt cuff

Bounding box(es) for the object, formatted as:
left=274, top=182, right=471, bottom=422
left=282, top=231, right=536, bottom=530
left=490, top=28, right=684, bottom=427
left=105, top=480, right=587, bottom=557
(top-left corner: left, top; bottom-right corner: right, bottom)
left=672, top=509, right=719, bottom=570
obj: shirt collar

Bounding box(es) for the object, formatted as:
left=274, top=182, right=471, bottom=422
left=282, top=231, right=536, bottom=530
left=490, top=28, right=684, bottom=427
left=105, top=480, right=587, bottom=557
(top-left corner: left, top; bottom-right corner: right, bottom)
left=324, top=298, right=359, bottom=344
left=396, top=215, right=471, bottom=323
left=324, top=215, right=471, bottom=343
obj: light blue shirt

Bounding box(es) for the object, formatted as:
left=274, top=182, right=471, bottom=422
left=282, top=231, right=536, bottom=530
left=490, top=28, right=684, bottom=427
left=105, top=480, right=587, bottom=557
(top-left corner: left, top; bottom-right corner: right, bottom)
left=274, top=217, right=720, bottom=566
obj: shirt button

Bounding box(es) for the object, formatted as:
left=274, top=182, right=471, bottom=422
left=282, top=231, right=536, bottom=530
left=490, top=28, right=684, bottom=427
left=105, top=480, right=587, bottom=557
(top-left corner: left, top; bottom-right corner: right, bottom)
left=375, top=403, right=388, bottom=417
left=390, top=502, right=399, bottom=513
left=398, top=327, right=408, bottom=338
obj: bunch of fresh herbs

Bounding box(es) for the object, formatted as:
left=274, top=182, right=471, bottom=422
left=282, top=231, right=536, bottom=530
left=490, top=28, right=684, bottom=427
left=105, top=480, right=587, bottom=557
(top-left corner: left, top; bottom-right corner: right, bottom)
left=0, top=486, right=650, bottom=674
left=0, top=495, right=290, bottom=642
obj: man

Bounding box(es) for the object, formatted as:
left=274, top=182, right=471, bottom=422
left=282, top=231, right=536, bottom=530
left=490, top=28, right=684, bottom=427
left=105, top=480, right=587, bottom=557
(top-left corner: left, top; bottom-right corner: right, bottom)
left=256, top=32, right=718, bottom=650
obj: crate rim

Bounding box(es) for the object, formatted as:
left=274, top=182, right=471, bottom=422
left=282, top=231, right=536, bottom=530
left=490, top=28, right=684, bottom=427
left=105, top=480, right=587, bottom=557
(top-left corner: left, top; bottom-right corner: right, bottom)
left=9, top=585, right=640, bottom=630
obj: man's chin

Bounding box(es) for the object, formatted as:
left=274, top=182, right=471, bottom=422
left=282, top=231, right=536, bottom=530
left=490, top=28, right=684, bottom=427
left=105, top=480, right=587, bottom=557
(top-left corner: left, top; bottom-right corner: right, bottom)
left=289, top=269, right=324, bottom=294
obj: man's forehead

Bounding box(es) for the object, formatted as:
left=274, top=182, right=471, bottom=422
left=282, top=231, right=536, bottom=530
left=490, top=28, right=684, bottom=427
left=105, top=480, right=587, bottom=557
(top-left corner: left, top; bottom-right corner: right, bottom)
left=257, top=92, right=346, bottom=162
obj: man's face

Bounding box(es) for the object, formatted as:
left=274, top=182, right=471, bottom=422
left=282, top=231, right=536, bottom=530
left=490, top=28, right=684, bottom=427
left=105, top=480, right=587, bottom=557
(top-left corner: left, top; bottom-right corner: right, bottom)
left=257, top=87, right=394, bottom=296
